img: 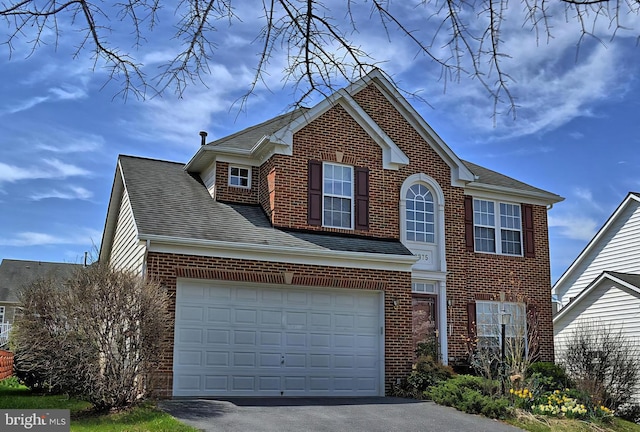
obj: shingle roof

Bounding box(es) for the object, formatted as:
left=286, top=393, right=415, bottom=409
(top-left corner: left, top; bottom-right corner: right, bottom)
left=607, top=271, right=640, bottom=288
left=200, top=108, right=558, bottom=199
left=0, top=259, right=81, bottom=303
left=462, top=160, right=559, bottom=198
left=207, top=108, right=309, bottom=150
left=119, top=156, right=412, bottom=256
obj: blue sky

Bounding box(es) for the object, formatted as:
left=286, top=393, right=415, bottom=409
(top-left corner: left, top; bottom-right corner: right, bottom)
left=0, top=2, right=638, bottom=283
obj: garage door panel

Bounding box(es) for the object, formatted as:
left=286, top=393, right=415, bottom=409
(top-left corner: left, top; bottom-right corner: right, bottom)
left=206, top=352, right=229, bottom=366
left=207, top=329, right=230, bottom=344
left=260, top=310, right=283, bottom=326
left=207, top=307, right=230, bottom=323
left=174, top=281, right=382, bottom=397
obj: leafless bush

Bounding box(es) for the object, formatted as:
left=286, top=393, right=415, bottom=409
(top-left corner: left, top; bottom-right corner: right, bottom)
left=12, top=262, right=168, bottom=410
left=558, top=321, right=640, bottom=410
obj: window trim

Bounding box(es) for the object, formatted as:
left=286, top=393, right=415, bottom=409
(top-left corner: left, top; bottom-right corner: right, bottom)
left=322, top=161, right=354, bottom=229
left=473, top=198, right=523, bottom=256
left=399, top=174, right=445, bottom=247
left=228, top=165, right=251, bottom=189
left=475, top=300, right=527, bottom=352
left=405, top=183, right=436, bottom=244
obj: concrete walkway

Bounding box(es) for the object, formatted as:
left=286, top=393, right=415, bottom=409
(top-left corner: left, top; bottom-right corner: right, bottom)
left=159, top=397, right=524, bottom=432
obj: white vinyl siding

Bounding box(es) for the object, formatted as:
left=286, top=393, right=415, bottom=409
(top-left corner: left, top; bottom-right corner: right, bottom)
left=109, top=188, right=146, bottom=274
left=556, top=202, right=640, bottom=307
left=554, top=281, right=640, bottom=402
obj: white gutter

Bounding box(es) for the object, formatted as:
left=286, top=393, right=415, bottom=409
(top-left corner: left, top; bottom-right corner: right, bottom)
left=139, top=234, right=418, bottom=272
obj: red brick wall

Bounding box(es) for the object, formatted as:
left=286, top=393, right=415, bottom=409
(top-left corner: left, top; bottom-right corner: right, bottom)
left=0, top=350, right=13, bottom=380
left=146, top=252, right=412, bottom=398
left=214, top=161, right=260, bottom=204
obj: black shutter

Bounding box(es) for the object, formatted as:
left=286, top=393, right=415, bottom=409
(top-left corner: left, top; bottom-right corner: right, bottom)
left=464, top=196, right=474, bottom=252
left=354, top=167, right=369, bottom=231
left=308, top=160, right=322, bottom=226
left=467, top=302, right=477, bottom=339
left=522, top=204, right=535, bottom=258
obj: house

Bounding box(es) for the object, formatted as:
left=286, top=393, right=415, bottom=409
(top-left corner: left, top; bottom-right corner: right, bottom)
left=0, top=259, right=82, bottom=346
left=553, top=192, right=640, bottom=395
left=99, top=70, right=563, bottom=398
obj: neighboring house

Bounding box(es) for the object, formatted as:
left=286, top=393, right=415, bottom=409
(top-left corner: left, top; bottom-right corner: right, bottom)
left=553, top=192, right=640, bottom=394
left=100, top=70, right=563, bottom=398
left=0, top=259, right=82, bottom=346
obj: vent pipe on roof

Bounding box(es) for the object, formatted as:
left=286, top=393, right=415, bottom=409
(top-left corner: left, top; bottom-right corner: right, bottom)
left=199, top=131, right=208, bottom=146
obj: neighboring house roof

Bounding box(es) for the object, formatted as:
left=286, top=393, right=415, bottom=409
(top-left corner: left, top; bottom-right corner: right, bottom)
left=554, top=270, right=640, bottom=322
left=0, top=259, right=81, bottom=303
left=552, top=192, right=640, bottom=303
left=119, top=155, right=413, bottom=256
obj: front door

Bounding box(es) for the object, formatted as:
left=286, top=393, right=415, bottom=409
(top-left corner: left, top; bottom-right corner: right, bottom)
left=412, top=295, right=438, bottom=359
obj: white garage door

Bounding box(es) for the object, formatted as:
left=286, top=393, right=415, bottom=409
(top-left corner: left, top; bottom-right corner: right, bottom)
left=173, top=279, right=383, bottom=397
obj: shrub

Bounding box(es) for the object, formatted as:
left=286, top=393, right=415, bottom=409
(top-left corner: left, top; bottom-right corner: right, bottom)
left=427, top=375, right=510, bottom=419
left=525, top=362, right=572, bottom=394
left=558, top=321, right=640, bottom=410
left=0, top=376, right=22, bottom=389
left=12, top=262, right=169, bottom=410
left=407, top=355, right=455, bottom=392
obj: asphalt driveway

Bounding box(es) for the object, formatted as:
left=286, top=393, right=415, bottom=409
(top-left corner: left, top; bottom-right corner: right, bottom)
left=159, top=397, right=523, bottom=432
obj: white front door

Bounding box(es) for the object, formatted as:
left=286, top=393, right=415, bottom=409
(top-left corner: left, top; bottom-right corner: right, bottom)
left=173, top=279, right=383, bottom=397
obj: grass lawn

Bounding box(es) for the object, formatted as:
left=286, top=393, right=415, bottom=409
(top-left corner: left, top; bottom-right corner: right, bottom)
left=0, top=381, right=198, bottom=432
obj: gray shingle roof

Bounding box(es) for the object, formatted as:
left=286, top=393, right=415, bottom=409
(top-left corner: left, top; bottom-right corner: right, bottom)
left=462, top=160, right=559, bottom=198
left=607, top=271, right=640, bottom=288
left=0, top=259, right=81, bottom=303
left=200, top=108, right=558, bottom=199
left=207, top=108, right=309, bottom=150
left=119, top=156, right=412, bottom=256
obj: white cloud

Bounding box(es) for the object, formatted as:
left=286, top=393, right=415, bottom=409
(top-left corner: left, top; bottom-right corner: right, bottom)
left=7, top=96, right=50, bottom=114
left=548, top=215, right=599, bottom=241
left=0, top=159, right=90, bottom=183
left=36, top=134, right=104, bottom=153
left=49, top=85, right=87, bottom=100
left=127, top=63, right=256, bottom=145
left=30, top=186, right=93, bottom=201
left=0, top=229, right=101, bottom=247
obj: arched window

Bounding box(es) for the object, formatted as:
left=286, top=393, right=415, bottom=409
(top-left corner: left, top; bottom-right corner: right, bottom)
left=406, top=184, right=435, bottom=243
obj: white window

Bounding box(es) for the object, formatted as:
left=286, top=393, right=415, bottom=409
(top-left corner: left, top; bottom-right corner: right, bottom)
left=406, top=184, right=435, bottom=243
left=0, top=306, right=4, bottom=323
left=323, top=162, right=353, bottom=229
left=473, top=199, right=522, bottom=255
left=412, top=282, right=436, bottom=294
left=476, top=301, right=527, bottom=351
left=229, top=166, right=251, bottom=188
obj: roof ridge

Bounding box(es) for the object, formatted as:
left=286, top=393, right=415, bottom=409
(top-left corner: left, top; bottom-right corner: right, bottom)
left=119, top=154, right=186, bottom=165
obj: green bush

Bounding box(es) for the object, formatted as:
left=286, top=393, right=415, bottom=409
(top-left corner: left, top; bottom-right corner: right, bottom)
left=526, top=362, right=571, bottom=391
left=0, top=377, right=22, bottom=389
left=406, top=355, right=455, bottom=392
left=426, top=375, right=510, bottom=419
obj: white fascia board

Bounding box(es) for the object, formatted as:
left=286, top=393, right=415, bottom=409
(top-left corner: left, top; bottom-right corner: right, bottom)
left=99, top=161, right=125, bottom=263
left=347, top=70, right=475, bottom=185
left=140, top=234, right=417, bottom=272
left=410, top=269, right=448, bottom=282
left=185, top=146, right=256, bottom=172
left=268, top=89, right=409, bottom=170
left=464, top=183, right=564, bottom=206
left=553, top=272, right=640, bottom=323
left=553, top=193, right=640, bottom=292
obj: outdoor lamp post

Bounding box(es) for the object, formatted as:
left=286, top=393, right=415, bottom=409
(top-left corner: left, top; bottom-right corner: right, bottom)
left=500, top=310, right=511, bottom=395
